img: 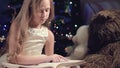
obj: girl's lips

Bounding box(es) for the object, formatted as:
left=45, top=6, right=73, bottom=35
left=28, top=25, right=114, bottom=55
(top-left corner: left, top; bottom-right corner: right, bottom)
left=40, top=18, right=46, bottom=20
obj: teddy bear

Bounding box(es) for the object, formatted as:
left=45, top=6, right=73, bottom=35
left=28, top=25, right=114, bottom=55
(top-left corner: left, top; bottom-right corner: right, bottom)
left=82, top=10, right=120, bottom=68
left=65, top=25, right=89, bottom=60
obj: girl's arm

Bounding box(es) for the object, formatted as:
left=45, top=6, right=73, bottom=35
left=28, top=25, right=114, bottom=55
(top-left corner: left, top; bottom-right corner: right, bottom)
left=16, top=54, right=53, bottom=65
left=44, top=30, right=68, bottom=62
left=44, top=30, right=54, bottom=55
left=16, top=54, right=67, bottom=65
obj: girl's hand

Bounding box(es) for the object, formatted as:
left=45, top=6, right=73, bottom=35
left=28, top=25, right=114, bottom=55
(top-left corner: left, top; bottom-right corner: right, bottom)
left=49, top=54, right=68, bottom=63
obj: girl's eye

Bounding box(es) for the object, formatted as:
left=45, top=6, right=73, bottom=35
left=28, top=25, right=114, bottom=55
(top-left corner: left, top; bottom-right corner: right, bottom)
left=37, top=8, right=50, bottom=13
left=46, top=9, right=49, bottom=12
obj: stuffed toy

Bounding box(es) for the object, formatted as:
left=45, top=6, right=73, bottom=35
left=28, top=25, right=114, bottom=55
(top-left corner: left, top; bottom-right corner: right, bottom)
left=65, top=25, right=89, bottom=60
left=82, top=10, right=120, bottom=68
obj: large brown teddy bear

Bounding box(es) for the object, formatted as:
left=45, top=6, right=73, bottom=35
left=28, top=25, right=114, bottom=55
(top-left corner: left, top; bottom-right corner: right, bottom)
left=82, top=10, right=120, bottom=68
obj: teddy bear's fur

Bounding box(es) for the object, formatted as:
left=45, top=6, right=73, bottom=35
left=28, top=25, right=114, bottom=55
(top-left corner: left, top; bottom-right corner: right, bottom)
left=82, top=10, right=120, bottom=68
left=66, top=25, right=89, bottom=60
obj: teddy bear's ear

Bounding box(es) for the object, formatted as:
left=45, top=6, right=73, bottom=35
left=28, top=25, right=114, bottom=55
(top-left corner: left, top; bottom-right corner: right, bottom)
left=75, top=25, right=89, bottom=44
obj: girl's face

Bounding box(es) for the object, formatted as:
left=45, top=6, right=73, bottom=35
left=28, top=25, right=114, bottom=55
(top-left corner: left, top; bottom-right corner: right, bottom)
left=32, top=0, right=50, bottom=27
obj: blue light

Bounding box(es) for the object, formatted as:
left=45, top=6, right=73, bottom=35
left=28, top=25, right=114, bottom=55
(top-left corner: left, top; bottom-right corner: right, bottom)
left=4, top=25, right=7, bottom=27
left=3, top=28, right=6, bottom=31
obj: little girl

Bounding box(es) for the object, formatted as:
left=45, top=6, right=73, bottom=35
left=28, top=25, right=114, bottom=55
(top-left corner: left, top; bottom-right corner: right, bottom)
left=0, top=0, right=85, bottom=67
left=1, top=0, right=67, bottom=65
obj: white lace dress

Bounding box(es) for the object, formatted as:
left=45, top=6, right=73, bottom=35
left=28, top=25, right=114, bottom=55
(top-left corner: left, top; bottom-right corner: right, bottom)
left=20, top=26, right=48, bottom=56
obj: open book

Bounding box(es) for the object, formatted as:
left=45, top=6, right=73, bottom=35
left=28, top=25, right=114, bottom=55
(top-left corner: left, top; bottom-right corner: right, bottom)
left=2, top=60, right=85, bottom=68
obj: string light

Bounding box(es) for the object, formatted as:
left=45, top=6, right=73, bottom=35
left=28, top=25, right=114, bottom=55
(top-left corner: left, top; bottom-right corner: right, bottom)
left=70, top=1, right=72, bottom=4
left=3, top=28, right=6, bottom=31
left=0, top=36, right=6, bottom=43
left=8, top=5, right=11, bottom=8
left=61, top=34, right=64, bottom=36
left=74, top=24, right=78, bottom=28
left=56, top=26, right=59, bottom=29
left=4, top=25, right=7, bottom=27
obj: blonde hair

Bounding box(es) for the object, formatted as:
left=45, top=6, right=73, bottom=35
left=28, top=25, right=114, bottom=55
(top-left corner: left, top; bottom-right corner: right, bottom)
left=7, top=0, right=54, bottom=63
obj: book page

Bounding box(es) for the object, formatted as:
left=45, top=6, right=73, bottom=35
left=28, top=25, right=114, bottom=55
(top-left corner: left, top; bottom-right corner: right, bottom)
left=2, top=60, right=84, bottom=68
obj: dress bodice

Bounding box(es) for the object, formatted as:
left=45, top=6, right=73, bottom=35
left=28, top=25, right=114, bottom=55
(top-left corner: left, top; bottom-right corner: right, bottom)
left=21, top=26, right=48, bottom=56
